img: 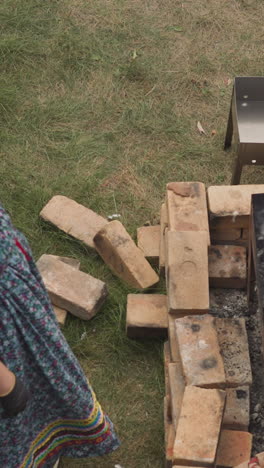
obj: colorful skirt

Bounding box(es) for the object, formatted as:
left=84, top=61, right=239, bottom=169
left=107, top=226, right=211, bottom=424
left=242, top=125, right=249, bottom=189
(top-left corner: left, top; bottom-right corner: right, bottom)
left=0, top=205, right=119, bottom=467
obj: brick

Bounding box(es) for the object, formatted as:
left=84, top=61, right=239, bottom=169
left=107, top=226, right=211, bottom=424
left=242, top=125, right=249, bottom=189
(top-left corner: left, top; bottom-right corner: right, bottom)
left=168, top=363, right=185, bottom=430
left=40, top=195, right=108, bottom=249
left=223, top=387, right=250, bottom=431
left=47, top=255, right=81, bottom=270
left=49, top=255, right=80, bottom=325
left=137, top=225, right=160, bottom=266
left=173, top=386, right=226, bottom=466
left=208, top=245, right=247, bottom=289
left=37, top=254, right=107, bottom=320
left=166, top=182, right=210, bottom=244
left=216, top=430, right=252, bottom=467
left=167, top=423, right=176, bottom=463
left=208, top=184, right=264, bottom=230
left=164, top=228, right=169, bottom=284
left=210, top=229, right=242, bottom=242
left=94, top=220, right=159, bottom=289
left=126, top=294, right=168, bottom=338
left=215, top=318, right=252, bottom=387
left=168, top=315, right=181, bottom=363
left=175, top=315, right=225, bottom=388
left=164, top=396, right=176, bottom=463
left=164, top=394, right=172, bottom=433
left=53, top=305, right=67, bottom=326
left=242, top=229, right=249, bottom=240
left=257, top=452, right=264, bottom=467
left=167, top=231, right=209, bottom=315
left=159, top=203, right=168, bottom=276
left=164, top=341, right=171, bottom=396
left=233, top=463, right=250, bottom=468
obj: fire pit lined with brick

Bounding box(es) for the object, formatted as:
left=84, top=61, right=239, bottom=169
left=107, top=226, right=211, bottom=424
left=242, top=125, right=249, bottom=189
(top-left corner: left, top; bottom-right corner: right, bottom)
left=130, top=182, right=264, bottom=467
left=39, top=185, right=264, bottom=466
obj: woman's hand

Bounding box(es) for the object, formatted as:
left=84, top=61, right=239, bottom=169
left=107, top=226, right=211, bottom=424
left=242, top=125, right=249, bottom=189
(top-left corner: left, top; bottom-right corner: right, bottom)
left=1, top=377, right=30, bottom=417
left=0, top=363, right=29, bottom=417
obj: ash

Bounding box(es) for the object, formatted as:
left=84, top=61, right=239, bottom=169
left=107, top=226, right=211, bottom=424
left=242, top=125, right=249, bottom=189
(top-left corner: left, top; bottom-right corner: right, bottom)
left=210, top=289, right=264, bottom=455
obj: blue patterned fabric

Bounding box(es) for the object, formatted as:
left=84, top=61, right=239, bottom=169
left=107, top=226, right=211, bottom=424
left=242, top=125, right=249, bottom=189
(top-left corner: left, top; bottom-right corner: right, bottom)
left=0, top=205, right=120, bottom=467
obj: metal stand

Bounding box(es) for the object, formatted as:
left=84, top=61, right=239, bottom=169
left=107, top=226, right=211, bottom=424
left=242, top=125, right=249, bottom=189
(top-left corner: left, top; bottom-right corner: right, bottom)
left=224, top=76, right=264, bottom=185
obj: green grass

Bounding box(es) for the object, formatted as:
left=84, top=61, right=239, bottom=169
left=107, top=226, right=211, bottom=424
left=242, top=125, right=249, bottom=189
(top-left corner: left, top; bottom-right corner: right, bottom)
left=1, top=0, right=264, bottom=466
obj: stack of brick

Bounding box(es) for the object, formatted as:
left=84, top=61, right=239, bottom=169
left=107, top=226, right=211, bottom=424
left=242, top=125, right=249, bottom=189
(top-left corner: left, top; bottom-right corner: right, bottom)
left=125, top=182, right=255, bottom=467
left=208, top=184, right=264, bottom=247
left=136, top=184, right=248, bottom=291
left=165, top=314, right=252, bottom=468
left=126, top=182, right=251, bottom=338
left=161, top=182, right=252, bottom=467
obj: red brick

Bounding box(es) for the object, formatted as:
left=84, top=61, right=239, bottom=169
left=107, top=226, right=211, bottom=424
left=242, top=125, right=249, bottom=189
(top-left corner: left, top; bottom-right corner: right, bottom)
left=166, top=182, right=210, bottom=244
left=216, top=430, right=252, bottom=467
left=175, top=315, right=226, bottom=388
left=94, top=220, right=159, bottom=289
left=168, top=363, right=185, bottom=430
left=167, top=231, right=209, bottom=315
left=137, top=225, right=160, bottom=266
left=40, top=195, right=108, bottom=249
left=173, top=386, right=226, bottom=466
left=208, top=245, right=247, bottom=289
left=126, top=294, right=168, bottom=338
left=215, top=318, right=252, bottom=387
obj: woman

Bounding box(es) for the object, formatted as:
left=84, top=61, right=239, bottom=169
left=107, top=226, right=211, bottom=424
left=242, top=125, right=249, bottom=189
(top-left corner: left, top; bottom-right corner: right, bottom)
left=0, top=205, right=120, bottom=467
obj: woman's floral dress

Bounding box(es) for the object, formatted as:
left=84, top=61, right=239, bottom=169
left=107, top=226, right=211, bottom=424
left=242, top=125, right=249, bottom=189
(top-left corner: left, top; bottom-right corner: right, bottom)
left=0, top=205, right=119, bottom=467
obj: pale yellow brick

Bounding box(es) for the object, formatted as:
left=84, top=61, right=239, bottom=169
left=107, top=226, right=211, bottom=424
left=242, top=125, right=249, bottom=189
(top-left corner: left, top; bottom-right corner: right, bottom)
left=216, top=318, right=252, bottom=387
left=208, top=184, right=264, bottom=229
left=137, top=225, right=160, bottom=266
left=126, top=294, right=168, bottom=338
left=209, top=245, right=246, bottom=289
left=173, top=386, right=226, bottom=466
left=37, top=255, right=107, bottom=320
left=40, top=195, right=107, bottom=249
left=166, top=182, right=210, bottom=245
left=94, top=220, right=159, bottom=289
left=175, top=315, right=226, bottom=388
left=167, top=231, right=209, bottom=315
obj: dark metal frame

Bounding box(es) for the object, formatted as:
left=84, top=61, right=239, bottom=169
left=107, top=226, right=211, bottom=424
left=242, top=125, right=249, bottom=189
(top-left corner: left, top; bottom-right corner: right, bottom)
left=224, top=77, right=264, bottom=184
